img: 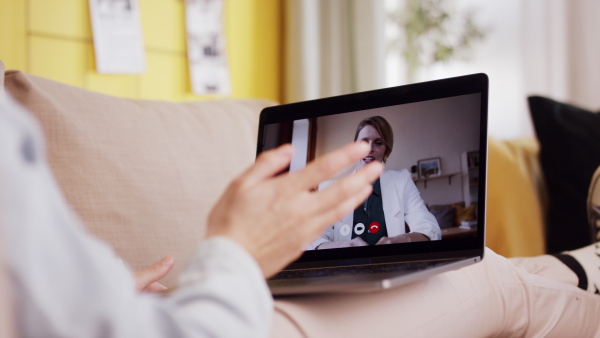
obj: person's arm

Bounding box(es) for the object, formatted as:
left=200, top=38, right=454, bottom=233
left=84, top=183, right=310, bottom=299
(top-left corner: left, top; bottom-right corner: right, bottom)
left=376, top=232, right=429, bottom=245
left=0, top=99, right=273, bottom=337
left=205, top=142, right=382, bottom=278
left=402, top=177, right=441, bottom=240
left=1, top=96, right=383, bottom=337
left=316, top=236, right=368, bottom=249
left=376, top=175, right=440, bottom=245
left=308, top=224, right=334, bottom=250
left=307, top=221, right=370, bottom=250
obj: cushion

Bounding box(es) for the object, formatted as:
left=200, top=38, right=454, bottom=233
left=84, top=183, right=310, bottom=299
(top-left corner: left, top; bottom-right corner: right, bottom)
left=529, top=96, right=600, bottom=253
left=485, top=138, right=545, bottom=257
left=428, top=204, right=456, bottom=229
left=453, top=203, right=476, bottom=225
left=588, top=165, right=600, bottom=242
left=3, top=69, right=273, bottom=287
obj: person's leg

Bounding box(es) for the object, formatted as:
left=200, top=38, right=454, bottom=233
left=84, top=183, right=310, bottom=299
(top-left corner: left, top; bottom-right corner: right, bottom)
left=511, top=241, right=600, bottom=294
left=557, top=242, right=600, bottom=294
left=509, top=254, right=579, bottom=286
left=273, top=248, right=600, bottom=337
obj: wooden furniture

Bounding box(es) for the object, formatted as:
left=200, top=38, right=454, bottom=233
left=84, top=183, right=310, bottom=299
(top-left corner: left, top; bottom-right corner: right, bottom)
left=412, top=172, right=459, bottom=188
left=441, top=226, right=477, bottom=239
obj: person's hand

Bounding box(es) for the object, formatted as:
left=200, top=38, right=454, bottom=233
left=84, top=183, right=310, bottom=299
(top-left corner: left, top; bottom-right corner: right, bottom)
left=316, top=236, right=368, bottom=250
left=206, top=142, right=383, bottom=278
left=375, top=233, right=429, bottom=245
left=134, top=256, right=174, bottom=292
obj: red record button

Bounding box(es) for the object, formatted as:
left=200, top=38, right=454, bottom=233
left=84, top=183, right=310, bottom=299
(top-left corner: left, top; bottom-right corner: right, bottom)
left=369, top=222, right=380, bottom=234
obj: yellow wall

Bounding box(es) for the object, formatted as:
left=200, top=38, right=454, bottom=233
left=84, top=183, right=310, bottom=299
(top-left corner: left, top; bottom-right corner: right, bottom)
left=0, top=0, right=282, bottom=103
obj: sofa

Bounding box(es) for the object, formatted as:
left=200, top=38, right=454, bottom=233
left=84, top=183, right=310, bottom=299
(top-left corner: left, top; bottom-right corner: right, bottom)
left=3, top=60, right=594, bottom=336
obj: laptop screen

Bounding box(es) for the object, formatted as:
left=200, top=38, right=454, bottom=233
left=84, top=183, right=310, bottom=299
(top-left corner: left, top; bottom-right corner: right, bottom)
left=257, top=74, right=488, bottom=269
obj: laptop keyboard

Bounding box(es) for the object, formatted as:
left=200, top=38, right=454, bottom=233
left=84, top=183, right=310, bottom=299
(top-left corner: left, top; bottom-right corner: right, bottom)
left=270, top=259, right=457, bottom=281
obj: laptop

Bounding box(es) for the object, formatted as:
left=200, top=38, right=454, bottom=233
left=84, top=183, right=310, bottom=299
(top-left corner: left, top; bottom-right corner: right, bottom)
left=257, top=73, right=488, bottom=295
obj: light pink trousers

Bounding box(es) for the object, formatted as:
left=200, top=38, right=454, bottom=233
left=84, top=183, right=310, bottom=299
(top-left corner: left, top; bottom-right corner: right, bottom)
left=270, top=248, right=600, bottom=337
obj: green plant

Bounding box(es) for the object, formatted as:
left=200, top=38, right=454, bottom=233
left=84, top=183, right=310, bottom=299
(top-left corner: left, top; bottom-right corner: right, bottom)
left=387, top=0, right=486, bottom=82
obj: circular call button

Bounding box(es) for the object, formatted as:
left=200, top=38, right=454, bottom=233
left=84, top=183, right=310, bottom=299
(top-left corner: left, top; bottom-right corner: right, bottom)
left=340, top=224, right=351, bottom=237
left=369, top=222, right=380, bottom=234
left=354, top=223, right=365, bottom=235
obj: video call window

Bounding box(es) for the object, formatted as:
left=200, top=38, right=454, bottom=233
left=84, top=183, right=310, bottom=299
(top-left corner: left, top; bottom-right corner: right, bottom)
left=261, top=93, right=481, bottom=250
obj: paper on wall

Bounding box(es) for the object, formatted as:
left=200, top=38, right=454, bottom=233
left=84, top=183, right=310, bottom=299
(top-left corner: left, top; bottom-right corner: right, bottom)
left=185, top=0, right=231, bottom=95
left=89, top=0, right=146, bottom=74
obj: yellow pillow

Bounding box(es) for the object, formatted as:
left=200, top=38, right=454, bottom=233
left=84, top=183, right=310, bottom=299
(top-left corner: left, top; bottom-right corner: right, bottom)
left=485, top=138, right=545, bottom=257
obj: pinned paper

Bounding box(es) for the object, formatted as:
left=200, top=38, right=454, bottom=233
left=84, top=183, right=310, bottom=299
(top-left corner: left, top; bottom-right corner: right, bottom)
left=185, top=0, right=231, bottom=95
left=89, top=0, right=146, bottom=74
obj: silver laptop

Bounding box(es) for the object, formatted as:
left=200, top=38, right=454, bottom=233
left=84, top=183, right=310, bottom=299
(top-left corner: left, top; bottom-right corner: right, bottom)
left=257, top=74, right=488, bottom=295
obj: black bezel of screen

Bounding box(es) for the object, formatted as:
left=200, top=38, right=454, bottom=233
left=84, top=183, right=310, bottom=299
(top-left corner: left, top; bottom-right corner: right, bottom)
left=257, top=73, right=489, bottom=270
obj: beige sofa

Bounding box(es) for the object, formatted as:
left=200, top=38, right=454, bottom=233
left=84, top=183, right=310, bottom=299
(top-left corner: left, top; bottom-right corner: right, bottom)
left=1, top=62, right=550, bottom=336
left=0, top=235, right=13, bottom=338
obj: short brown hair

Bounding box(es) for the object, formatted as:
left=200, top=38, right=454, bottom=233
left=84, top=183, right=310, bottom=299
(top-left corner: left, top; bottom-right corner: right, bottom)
left=354, top=116, right=394, bottom=162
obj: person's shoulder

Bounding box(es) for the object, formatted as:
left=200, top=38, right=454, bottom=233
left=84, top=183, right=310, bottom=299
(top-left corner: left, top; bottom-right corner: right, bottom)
left=381, top=169, right=410, bottom=178
left=382, top=168, right=411, bottom=181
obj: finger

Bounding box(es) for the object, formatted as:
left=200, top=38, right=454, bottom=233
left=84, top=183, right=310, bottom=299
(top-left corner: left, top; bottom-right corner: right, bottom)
left=286, top=142, right=370, bottom=191
left=237, top=144, right=294, bottom=187
left=306, top=183, right=374, bottom=241
left=134, top=256, right=174, bottom=291
left=301, top=162, right=382, bottom=240
left=310, top=161, right=383, bottom=216
left=142, top=282, right=168, bottom=293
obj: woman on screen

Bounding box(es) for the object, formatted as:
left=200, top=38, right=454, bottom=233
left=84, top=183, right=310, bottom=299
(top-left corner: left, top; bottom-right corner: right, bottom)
left=310, top=116, right=441, bottom=250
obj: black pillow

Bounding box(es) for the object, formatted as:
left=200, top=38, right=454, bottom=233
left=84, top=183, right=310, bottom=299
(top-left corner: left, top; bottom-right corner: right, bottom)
left=529, top=96, right=600, bottom=253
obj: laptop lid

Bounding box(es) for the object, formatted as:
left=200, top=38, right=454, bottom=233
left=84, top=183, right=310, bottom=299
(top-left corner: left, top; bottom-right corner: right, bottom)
left=257, top=73, right=488, bottom=271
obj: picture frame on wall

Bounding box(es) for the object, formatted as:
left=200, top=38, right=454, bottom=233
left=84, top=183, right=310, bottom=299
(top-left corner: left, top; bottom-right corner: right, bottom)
left=417, top=157, right=442, bottom=178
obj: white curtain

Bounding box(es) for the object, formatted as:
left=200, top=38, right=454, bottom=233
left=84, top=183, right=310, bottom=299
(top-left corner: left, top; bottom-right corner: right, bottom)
left=285, top=0, right=600, bottom=139
left=284, top=0, right=386, bottom=103
left=522, top=0, right=600, bottom=113
left=502, top=0, right=600, bottom=137
left=394, top=0, right=600, bottom=139
left=563, top=0, right=600, bottom=110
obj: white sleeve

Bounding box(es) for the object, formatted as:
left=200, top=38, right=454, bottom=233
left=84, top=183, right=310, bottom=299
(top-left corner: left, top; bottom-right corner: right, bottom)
left=171, top=236, right=273, bottom=337
left=0, top=96, right=273, bottom=338
left=403, top=178, right=442, bottom=240
left=308, top=224, right=334, bottom=250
